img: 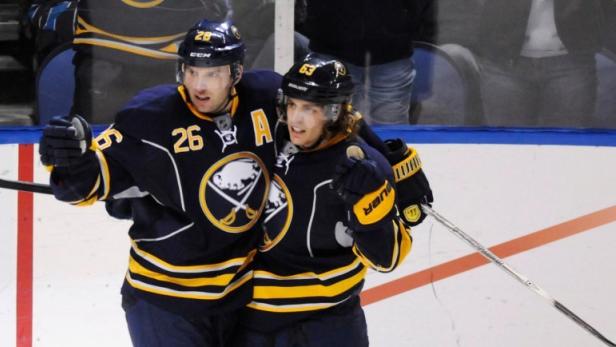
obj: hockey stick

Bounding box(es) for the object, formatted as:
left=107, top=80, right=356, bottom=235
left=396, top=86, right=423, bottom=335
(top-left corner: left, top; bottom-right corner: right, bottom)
left=421, top=204, right=616, bottom=346
left=0, top=115, right=89, bottom=196
left=0, top=177, right=53, bottom=195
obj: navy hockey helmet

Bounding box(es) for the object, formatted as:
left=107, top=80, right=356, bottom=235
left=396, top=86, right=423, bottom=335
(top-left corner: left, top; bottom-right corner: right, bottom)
left=177, top=19, right=245, bottom=83
left=279, top=53, right=355, bottom=121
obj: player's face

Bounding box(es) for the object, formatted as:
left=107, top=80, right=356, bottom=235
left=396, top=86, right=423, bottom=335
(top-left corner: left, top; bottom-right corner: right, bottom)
left=285, top=97, right=328, bottom=149
left=183, top=65, right=233, bottom=113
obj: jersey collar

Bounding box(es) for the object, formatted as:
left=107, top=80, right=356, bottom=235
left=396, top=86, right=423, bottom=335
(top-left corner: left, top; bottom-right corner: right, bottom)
left=177, top=85, right=239, bottom=121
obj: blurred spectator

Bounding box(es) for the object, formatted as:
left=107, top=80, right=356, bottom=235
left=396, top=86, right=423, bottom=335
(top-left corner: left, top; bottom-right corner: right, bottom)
left=433, top=0, right=484, bottom=50
left=302, top=0, right=436, bottom=125
left=476, top=0, right=610, bottom=128
left=0, top=0, right=37, bottom=125
left=23, top=0, right=76, bottom=67
left=598, top=1, right=616, bottom=57
left=71, top=0, right=227, bottom=124
left=25, top=0, right=278, bottom=124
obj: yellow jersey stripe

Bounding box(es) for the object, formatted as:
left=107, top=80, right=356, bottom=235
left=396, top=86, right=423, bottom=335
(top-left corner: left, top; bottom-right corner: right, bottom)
left=125, top=270, right=252, bottom=300
left=129, top=256, right=234, bottom=287
left=131, top=242, right=254, bottom=273
left=254, top=258, right=363, bottom=281
left=253, top=266, right=366, bottom=299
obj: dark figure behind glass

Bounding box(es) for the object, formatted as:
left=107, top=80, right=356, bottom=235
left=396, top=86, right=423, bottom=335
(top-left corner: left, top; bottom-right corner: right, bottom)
left=476, top=0, right=608, bottom=128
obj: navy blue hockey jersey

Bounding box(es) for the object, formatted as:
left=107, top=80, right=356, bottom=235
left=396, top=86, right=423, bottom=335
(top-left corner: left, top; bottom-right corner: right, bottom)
left=49, top=70, right=282, bottom=316
left=240, top=135, right=412, bottom=332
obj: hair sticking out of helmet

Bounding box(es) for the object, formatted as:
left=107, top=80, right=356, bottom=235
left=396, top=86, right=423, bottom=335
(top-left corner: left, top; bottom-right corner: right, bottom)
left=278, top=53, right=355, bottom=122
left=176, top=19, right=245, bottom=84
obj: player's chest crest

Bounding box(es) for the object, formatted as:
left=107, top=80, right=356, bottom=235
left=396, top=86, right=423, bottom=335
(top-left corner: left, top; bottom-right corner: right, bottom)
left=199, top=152, right=270, bottom=233
left=260, top=175, right=293, bottom=252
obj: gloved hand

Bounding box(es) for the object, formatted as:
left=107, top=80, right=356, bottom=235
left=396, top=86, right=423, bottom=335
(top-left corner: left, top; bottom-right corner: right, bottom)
left=331, top=148, right=395, bottom=230
left=384, top=138, right=433, bottom=226
left=39, top=115, right=93, bottom=167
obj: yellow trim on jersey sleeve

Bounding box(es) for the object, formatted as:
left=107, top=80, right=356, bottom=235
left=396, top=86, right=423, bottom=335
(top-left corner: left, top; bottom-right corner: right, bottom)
left=392, top=146, right=422, bottom=183
left=69, top=176, right=100, bottom=206
left=397, top=219, right=413, bottom=265
left=352, top=220, right=399, bottom=272
left=353, top=218, right=413, bottom=272
left=73, top=193, right=99, bottom=206
left=94, top=148, right=111, bottom=200
left=253, top=266, right=367, bottom=299
left=352, top=181, right=395, bottom=225
left=128, top=256, right=234, bottom=287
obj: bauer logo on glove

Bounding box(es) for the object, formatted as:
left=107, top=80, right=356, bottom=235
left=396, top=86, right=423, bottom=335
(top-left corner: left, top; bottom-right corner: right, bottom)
left=353, top=181, right=395, bottom=225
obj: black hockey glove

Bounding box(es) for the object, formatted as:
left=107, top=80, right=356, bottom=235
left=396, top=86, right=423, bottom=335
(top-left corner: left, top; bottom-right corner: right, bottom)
left=331, top=152, right=395, bottom=231
left=40, top=115, right=93, bottom=167
left=384, top=138, right=433, bottom=226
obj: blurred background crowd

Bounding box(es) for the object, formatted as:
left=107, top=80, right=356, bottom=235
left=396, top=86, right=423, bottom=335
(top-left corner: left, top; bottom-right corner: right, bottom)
left=0, top=0, right=614, bottom=128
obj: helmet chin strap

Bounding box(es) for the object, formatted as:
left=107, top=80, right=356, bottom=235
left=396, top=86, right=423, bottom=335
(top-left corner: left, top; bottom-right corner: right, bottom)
left=211, top=66, right=241, bottom=116
left=209, top=91, right=234, bottom=116
left=299, top=132, right=328, bottom=151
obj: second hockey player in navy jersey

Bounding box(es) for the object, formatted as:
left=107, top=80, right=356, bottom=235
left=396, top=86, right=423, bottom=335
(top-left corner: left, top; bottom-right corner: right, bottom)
left=231, top=53, right=415, bottom=346
left=39, top=19, right=281, bottom=346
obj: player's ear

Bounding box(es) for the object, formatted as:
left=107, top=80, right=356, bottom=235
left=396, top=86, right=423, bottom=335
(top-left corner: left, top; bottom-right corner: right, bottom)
left=233, top=64, right=244, bottom=86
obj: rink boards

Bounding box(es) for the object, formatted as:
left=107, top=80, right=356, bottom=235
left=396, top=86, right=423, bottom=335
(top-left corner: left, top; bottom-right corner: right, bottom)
left=1, top=135, right=615, bottom=347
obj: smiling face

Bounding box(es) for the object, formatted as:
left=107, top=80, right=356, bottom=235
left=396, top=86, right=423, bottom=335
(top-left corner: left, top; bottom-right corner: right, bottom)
left=285, top=97, right=329, bottom=149
left=182, top=65, right=234, bottom=113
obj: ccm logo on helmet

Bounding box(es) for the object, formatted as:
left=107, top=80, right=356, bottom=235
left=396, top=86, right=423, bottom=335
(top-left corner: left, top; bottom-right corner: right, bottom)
left=190, top=52, right=212, bottom=58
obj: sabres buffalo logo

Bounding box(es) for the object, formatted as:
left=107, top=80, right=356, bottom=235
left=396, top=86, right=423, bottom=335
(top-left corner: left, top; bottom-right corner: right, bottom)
left=260, top=175, right=293, bottom=251
left=199, top=152, right=270, bottom=233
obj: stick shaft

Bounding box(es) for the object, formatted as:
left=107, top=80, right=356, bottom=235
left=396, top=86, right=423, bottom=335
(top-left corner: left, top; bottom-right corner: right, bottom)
left=421, top=204, right=615, bottom=347
left=0, top=178, right=53, bottom=195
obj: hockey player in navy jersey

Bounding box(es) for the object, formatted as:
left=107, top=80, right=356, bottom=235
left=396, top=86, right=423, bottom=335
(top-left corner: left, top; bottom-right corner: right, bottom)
left=230, top=53, right=417, bottom=346
left=39, top=19, right=281, bottom=346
